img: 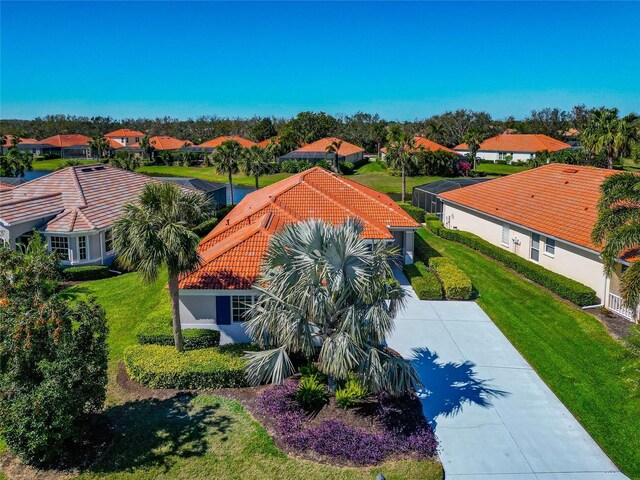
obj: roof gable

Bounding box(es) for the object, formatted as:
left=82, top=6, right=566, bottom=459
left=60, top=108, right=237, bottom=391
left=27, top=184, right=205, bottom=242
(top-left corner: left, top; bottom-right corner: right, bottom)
left=455, top=134, right=571, bottom=153
left=294, top=137, right=365, bottom=156
left=199, top=136, right=257, bottom=148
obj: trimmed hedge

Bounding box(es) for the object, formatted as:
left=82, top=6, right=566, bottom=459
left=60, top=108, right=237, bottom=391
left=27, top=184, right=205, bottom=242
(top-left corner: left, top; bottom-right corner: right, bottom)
left=414, top=232, right=440, bottom=262
left=123, top=344, right=252, bottom=389
left=62, top=265, right=110, bottom=281
left=424, top=215, right=599, bottom=307
left=403, top=262, right=443, bottom=300
left=429, top=257, right=473, bottom=300
left=193, top=217, right=218, bottom=237
left=136, top=320, right=220, bottom=350
left=398, top=202, right=426, bottom=223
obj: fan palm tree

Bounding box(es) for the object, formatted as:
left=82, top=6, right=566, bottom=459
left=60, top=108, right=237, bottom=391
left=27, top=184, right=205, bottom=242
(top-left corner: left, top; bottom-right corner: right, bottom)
left=112, top=183, right=212, bottom=351
left=427, top=122, right=445, bottom=144
left=242, top=145, right=271, bottom=189
left=462, top=130, right=485, bottom=170
left=210, top=140, right=242, bottom=204
left=592, top=172, right=640, bottom=311
left=582, top=109, right=640, bottom=169
left=244, top=219, right=419, bottom=394
left=89, top=135, right=109, bottom=160
left=386, top=126, right=415, bottom=202
left=0, top=148, right=33, bottom=177
left=325, top=139, right=343, bottom=172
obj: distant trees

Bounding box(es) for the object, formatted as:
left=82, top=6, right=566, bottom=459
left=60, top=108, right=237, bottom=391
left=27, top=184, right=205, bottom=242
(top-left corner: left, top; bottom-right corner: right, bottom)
left=208, top=140, right=243, bottom=203
left=250, top=118, right=277, bottom=142
left=0, top=147, right=33, bottom=177
left=242, top=145, right=271, bottom=189
left=582, top=108, right=639, bottom=169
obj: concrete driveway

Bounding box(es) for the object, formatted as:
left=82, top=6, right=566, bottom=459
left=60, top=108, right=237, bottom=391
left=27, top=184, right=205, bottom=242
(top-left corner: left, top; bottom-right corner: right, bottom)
left=388, top=271, right=627, bottom=479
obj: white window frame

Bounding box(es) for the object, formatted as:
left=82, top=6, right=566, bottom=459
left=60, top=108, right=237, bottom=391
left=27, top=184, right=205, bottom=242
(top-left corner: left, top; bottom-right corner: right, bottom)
left=531, top=233, right=540, bottom=262
left=544, top=237, right=556, bottom=257
left=501, top=224, right=510, bottom=247
left=231, top=295, right=255, bottom=323
left=50, top=236, right=69, bottom=257
left=77, top=235, right=88, bottom=261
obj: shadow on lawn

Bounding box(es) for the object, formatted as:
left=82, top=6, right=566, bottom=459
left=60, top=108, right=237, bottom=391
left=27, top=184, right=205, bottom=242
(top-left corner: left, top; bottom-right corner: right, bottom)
left=412, top=348, right=508, bottom=430
left=90, top=393, right=233, bottom=474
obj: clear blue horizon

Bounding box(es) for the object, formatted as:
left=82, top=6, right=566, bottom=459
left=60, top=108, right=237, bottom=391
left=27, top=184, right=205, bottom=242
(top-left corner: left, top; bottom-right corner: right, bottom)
left=1, top=1, right=639, bottom=121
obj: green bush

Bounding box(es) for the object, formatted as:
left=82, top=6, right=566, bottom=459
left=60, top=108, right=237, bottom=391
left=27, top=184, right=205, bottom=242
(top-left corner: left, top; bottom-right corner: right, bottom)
left=403, top=262, right=443, bottom=300
left=62, top=265, right=110, bottom=281
left=414, top=232, right=440, bottom=262
left=335, top=377, right=368, bottom=409
left=429, top=257, right=473, bottom=300
left=296, top=374, right=328, bottom=411
left=193, top=216, right=218, bottom=237
left=424, top=217, right=599, bottom=306
left=281, top=160, right=299, bottom=173
left=398, top=202, right=426, bottom=223
left=339, top=161, right=355, bottom=174
left=136, top=319, right=220, bottom=350
left=123, top=344, right=249, bottom=389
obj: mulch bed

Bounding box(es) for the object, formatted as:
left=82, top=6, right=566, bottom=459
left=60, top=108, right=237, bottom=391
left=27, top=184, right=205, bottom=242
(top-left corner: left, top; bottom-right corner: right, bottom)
left=584, top=307, right=636, bottom=339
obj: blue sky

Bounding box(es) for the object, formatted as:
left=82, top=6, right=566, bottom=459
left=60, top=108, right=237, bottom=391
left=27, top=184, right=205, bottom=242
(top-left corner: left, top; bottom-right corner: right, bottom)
left=1, top=1, right=639, bottom=120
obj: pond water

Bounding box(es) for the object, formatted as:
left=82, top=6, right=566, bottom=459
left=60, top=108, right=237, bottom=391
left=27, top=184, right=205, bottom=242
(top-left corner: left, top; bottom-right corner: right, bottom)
left=19, top=170, right=254, bottom=204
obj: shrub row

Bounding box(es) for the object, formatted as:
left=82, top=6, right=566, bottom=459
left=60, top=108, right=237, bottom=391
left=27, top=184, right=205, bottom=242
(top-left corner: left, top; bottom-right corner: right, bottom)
left=136, top=320, right=221, bottom=350
left=61, top=265, right=110, bottom=281
left=193, top=217, right=218, bottom=237
left=424, top=215, right=599, bottom=306
left=429, top=257, right=473, bottom=300
left=123, top=344, right=254, bottom=389
left=414, top=232, right=440, bottom=262
left=398, top=202, right=426, bottom=223
left=403, top=262, right=443, bottom=300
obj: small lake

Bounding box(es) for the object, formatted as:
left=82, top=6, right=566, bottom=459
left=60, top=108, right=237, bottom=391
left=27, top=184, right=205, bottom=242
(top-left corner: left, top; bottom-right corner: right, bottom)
left=20, top=170, right=255, bottom=205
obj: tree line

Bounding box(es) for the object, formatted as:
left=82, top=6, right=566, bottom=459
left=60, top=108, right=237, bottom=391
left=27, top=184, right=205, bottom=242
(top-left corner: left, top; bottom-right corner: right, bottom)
left=0, top=105, right=620, bottom=152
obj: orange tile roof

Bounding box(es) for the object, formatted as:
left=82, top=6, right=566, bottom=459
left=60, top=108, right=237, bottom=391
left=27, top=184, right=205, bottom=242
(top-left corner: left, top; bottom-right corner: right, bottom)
left=381, top=136, right=458, bottom=155
left=105, top=128, right=145, bottom=138
left=180, top=167, right=419, bottom=290
left=0, top=165, right=163, bottom=233
left=455, top=134, right=571, bottom=153
left=106, top=138, right=125, bottom=149
left=199, top=136, right=257, bottom=148
left=257, top=137, right=278, bottom=148
left=146, top=136, right=192, bottom=150
left=0, top=182, right=13, bottom=190
left=293, top=137, right=364, bottom=156
left=38, top=134, right=91, bottom=148
left=2, top=135, right=38, bottom=146
left=439, top=163, right=620, bottom=251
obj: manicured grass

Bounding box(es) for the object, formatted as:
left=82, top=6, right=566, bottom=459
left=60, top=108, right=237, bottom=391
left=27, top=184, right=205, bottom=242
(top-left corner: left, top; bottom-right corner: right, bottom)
left=136, top=165, right=292, bottom=188
left=419, top=227, right=640, bottom=478
left=32, top=157, right=94, bottom=170
left=475, top=162, right=529, bottom=176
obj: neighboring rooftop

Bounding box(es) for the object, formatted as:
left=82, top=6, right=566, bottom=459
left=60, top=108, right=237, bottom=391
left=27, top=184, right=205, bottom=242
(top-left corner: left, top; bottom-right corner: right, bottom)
left=382, top=136, right=458, bottom=155
left=105, top=128, right=145, bottom=138
left=0, top=164, right=161, bottom=232
left=2, top=135, right=38, bottom=146
left=161, top=177, right=227, bottom=193
left=439, top=163, right=619, bottom=251
left=257, top=137, right=278, bottom=148
left=38, top=134, right=92, bottom=148
left=179, top=167, right=419, bottom=290
left=455, top=134, right=571, bottom=153
left=135, top=135, right=193, bottom=150
left=293, top=137, right=365, bottom=156
left=199, top=136, right=257, bottom=148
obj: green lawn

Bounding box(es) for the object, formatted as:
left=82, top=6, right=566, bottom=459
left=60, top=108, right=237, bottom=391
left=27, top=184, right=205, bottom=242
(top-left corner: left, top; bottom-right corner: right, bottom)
left=50, top=273, right=442, bottom=480
left=419, top=228, right=640, bottom=479
left=475, top=162, right=529, bottom=176
left=32, top=157, right=95, bottom=170
left=137, top=165, right=292, bottom=188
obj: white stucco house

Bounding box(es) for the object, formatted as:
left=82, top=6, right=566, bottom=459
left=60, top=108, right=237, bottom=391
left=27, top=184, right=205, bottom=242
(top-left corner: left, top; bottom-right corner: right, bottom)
left=454, top=133, right=572, bottom=163
left=178, top=167, right=420, bottom=344
left=0, top=164, right=163, bottom=265
left=105, top=128, right=145, bottom=147
left=439, top=163, right=637, bottom=322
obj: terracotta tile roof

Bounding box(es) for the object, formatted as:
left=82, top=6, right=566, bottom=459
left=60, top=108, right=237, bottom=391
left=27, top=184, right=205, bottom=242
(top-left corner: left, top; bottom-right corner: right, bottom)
left=439, top=163, right=620, bottom=251
left=105, top=128, right=145, bottom=138
left=180, top=167, right=419, bottom=290
left=38, top=134, right=91, bottom=148
left=2, top=135, right=38, bottom=146
left=293, top=137, right=364, bottom=156
left=0, top=182, right=14, bottom=190
left=106, top=138, right=125, bottom=149
left=0, top=164, right=162, bottom=233
left=381, top=136, right=458, bottom=155
left=257, top=137, right=278, bottom=148
left=146, top=136, right=192, bottom=150
left=455, top=134, right=571, bottom=153
left=199, top=136, right=257, bottom=148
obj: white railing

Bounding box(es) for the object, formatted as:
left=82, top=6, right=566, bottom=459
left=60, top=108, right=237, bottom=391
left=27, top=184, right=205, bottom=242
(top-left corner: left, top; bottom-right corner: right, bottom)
left=608, top=293, right=637, bottom=321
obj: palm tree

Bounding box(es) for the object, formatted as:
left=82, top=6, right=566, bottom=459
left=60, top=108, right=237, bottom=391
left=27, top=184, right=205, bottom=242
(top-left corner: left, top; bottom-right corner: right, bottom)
left=0, top=134, right=7, bottom=154
left=427, top=122, right=445, bottom=144
left=325, top=139, right=343, bottom=172
left=139, top=135, right=155, bottom=163
left=244, top=219, right=419, bottom=394
left=582, top=108, right=640, bottom=169
left=592, top=172, right=640, bottom=311
left=0, top=148, right=33, bottom=177
left=89, top=136, right=109, bottom=160
left=112, top=183, right=211, bottom=351
left=242, top=145, right=271, bottom=189
left=386, top=126, right=415, bottom=202
left=462, top=130, right=485, bottom=170
left=210, top=140, right=242, bottom=204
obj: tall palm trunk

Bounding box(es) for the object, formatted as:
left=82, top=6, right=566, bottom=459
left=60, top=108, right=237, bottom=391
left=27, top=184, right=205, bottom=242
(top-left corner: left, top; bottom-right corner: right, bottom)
left=228, top=172, right=234, bottom=204
left=607, top=155, right=614, bottom=169
left=401, top=165, right=406, bottom=203
left=255, top=174, right=259, bottom=190
left=168, top=272, right=184, bottom=352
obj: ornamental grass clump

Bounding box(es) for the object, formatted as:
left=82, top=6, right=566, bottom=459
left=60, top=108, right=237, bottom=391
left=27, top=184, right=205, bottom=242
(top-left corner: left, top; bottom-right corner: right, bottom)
left=335, top=376, right=369, bottom=408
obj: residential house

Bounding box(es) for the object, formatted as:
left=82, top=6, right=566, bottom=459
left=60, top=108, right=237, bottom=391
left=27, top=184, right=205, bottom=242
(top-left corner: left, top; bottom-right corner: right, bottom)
left=1, top=135, right=38, bottom=154
left=454, top=134, right=571, bottom=163
left=178, top=167, right=420, bottom=343
left=279, top=137, right=365, bottom=164
left=199, top=135, right=257, bottom=149
left=438, top=163, right=637, bottom=322
left=162, top=177, right=228, bottom=207
left=143, top=135, right=193, bottom=151
left=105, top=128, right=145, bottom=147
left=36, top=134, right=92, bottom=158
left=380, top=136, right=459, bottom=160
left=0, top=164, right=163, bottom=265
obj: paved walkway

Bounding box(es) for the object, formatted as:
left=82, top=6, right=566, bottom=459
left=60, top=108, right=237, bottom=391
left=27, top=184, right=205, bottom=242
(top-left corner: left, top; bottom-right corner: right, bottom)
left=388, top=271, right=627, bottom=480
